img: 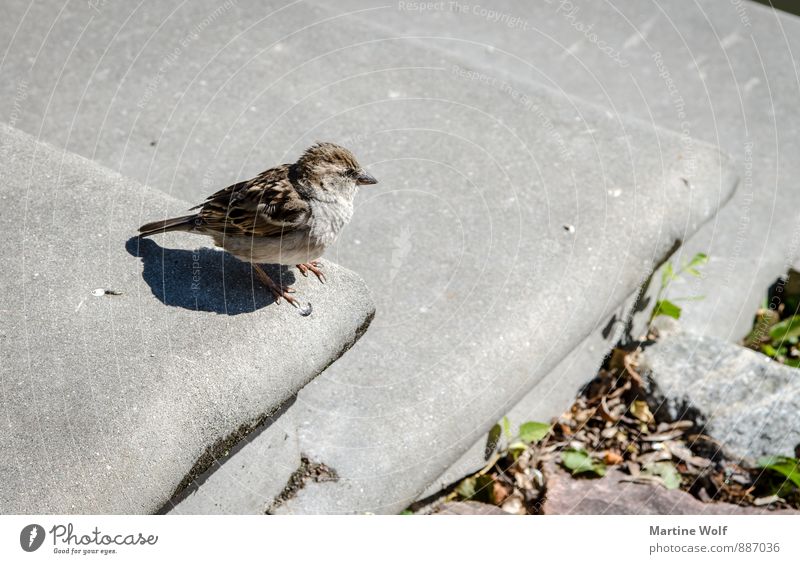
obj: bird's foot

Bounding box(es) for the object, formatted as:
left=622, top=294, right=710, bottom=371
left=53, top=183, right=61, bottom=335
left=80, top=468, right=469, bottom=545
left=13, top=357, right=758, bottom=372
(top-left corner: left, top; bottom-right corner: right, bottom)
left=253, top=264, right=312, bottom=316
left=297, top=261, right=326, bottom=283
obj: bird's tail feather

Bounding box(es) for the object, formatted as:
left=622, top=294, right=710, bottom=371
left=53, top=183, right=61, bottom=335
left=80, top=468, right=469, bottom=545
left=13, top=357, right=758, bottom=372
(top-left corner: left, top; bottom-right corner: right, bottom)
left=138, top=214, right=198, bottom=237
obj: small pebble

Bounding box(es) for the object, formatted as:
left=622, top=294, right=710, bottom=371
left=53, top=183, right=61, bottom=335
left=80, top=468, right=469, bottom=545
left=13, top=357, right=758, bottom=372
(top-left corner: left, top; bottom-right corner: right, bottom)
left=92, top=288, right=123, bottom=296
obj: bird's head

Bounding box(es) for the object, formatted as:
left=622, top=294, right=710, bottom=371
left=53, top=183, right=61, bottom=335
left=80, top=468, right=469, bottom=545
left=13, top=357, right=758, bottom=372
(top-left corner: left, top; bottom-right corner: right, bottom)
left=291, top=142, right=377, bottom=200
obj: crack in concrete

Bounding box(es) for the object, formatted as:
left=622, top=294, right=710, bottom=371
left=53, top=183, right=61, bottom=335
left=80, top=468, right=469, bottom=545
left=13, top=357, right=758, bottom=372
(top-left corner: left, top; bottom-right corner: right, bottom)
left=266, top=456, right=339, bottom=514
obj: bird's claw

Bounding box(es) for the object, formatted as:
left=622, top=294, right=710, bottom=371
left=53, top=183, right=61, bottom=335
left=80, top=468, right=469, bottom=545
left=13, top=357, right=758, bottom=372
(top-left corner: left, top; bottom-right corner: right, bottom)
left=293, top=301, right=313, bottom=316
left=297, top=262, right=326, bottom=284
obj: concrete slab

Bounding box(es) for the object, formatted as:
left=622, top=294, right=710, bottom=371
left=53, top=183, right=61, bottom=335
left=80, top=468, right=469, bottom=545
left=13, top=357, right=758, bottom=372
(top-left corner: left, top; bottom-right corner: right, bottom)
left=0, top=124, right=374, bottom=513
left=322, top=0, right=800, bottom=342
left=319, top=0, right=800, bottom=497
left=419, top=292, right=637, bottom=499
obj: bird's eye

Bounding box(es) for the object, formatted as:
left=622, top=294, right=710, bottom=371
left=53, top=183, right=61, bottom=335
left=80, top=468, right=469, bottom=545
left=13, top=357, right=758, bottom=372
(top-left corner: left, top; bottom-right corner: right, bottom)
left=345, top=169, right=358, bottom=178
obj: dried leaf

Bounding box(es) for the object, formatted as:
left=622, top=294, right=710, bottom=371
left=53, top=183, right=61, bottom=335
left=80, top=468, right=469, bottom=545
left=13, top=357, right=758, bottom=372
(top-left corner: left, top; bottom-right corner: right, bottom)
left=598, top=397, right=618, bottom=423
left=753, top=495, right=782, bottom=507
left=665, top=441, right=712, bottom=468
left=501, top=496, right=525, bottom=515
left=641, top=430, right=685, bottom=442
left=492, top=480, right=511, bottom=504
left=631, top=400, right=654, bottom=423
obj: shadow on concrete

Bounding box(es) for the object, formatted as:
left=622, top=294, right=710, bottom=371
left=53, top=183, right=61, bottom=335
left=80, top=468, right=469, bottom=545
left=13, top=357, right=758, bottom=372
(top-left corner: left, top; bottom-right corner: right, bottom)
left=126, top=236, right=296, bottom=315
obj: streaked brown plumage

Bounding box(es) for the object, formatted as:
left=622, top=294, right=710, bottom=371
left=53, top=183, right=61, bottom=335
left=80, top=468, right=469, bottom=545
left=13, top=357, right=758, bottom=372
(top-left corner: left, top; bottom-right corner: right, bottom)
left=138, top=142, right=377, bottom=315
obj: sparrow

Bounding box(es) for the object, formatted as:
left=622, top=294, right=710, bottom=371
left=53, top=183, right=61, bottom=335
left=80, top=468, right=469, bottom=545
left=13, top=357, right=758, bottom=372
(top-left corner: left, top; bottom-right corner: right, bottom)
left=137, top=142, right=377, bottom=315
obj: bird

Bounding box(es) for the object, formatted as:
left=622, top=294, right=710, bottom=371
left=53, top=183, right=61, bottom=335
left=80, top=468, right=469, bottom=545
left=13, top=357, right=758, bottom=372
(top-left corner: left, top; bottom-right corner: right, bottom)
left=137, top=142, right=377, bottom=315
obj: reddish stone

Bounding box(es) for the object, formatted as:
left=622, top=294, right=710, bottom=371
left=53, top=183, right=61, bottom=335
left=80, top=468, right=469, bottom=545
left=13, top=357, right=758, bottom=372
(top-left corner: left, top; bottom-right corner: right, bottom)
left=542, top=464, right=797, bottom=515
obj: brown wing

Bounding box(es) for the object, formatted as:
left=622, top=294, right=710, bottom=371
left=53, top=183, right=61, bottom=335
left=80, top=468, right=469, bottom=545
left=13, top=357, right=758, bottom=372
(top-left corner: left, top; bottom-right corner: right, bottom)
left=193, top=165, right=310, bottom=238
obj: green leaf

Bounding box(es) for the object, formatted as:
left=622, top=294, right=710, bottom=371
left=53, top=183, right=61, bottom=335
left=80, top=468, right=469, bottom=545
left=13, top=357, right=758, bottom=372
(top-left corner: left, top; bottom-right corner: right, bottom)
left=561, top=449, right=593, bottom=473
left=761, top=344, right=778, bottom=357
left=769, top=315, right=800, bottom=342
left=508, top=441, right=527, bottom=461
left=485, top=423, right=502, bottom=460
left=645, top=461, right=681, bottom=490
left=653, top=299, right=682, bottom=320
left=508, top=441, right=528, bottom=452
left=502, top=416, right=512, bottom=442
left=561, top=448, right=606, bottom=477
left=686, top=267, right=702, bottom=277
left=661, top=262, right=675, bottom=287
left=688, top=253, right=709, bottom=268
left=455, top=477, right=476, bottom=499
left=758, top=456, right=800, bottom=489
left=473, top=475, right=496, bottom=503
left=519, top=421, right=550, bottom=443
left=399, top=509, right=413, bottom=515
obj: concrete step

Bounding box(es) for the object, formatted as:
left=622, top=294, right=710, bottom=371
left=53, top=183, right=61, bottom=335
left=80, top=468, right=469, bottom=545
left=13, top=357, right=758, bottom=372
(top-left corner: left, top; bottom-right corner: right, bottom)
left=1, top=1, right=739, bottom=513
left=318, top=0, right=800, bottom=501
left=321, top=0, right=800, bottom=339
left=0, top=124, right=374, bottom=513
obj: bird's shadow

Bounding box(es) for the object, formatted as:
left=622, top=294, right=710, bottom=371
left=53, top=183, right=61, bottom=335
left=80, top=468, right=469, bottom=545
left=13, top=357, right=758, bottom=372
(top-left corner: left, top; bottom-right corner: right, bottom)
left=126, top=237, right=296, bottom=315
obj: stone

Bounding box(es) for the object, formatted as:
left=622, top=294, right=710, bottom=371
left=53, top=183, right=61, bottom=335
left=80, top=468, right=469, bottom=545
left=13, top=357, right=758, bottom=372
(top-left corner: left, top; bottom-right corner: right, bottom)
left=542, top=463, right=796, bottom=515
left=432, top=502, right=509, bottom=515
left=639, top=330, right=800, bottom=462
left=0, top=124, right=374, bottom=513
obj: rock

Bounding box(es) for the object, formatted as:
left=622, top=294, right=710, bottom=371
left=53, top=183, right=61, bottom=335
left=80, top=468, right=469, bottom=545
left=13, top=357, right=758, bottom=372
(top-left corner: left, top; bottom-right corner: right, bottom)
left=432, top=502, right=509, bottom=516
left=0, top=124, right=375, bottom=513
left=542, top=464, right=796, bottom=515
left=639, top=331, right=800, bottom=462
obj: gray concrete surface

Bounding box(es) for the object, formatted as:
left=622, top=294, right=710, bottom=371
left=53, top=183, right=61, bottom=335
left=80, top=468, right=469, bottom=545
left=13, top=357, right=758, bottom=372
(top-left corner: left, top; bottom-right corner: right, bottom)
left=167, top=400, right=301, bottom=515
left=640, top=330, right=800, bottom=462
left=322, top=0, right=800, bottom=497
left=0, top=124, right=374, bottom=513
left=170, top=51, right=735, bottom=515
left=326, top=0, right=800, bottom=341
left=0, top=1, right=743, bottom=514
left=419, top=292, right=638, bottom=499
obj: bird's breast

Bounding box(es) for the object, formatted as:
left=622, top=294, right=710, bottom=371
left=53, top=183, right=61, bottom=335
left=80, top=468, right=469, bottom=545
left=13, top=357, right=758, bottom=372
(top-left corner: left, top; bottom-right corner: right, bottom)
left=308, top=198, right=354, bottom=247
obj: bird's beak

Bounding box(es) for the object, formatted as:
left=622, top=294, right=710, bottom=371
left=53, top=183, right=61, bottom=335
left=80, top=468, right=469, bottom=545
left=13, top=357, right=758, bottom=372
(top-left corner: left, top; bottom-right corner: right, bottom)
left=356, top=171, right=378, bottom=185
